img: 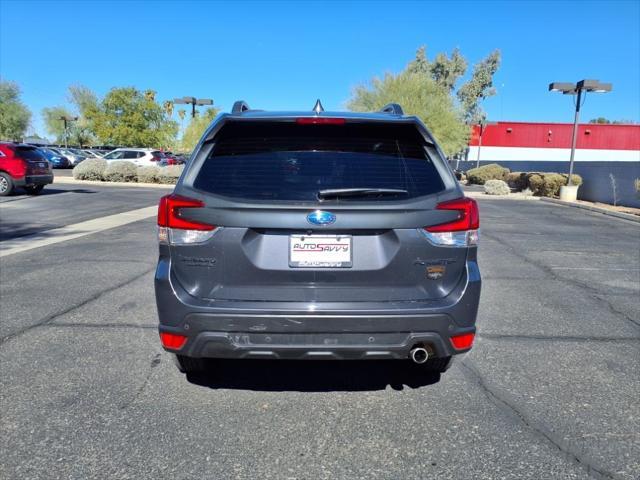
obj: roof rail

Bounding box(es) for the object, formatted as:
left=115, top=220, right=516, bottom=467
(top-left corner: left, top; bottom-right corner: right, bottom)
left=231, top=100, right=250, bottom=114
left=379, top=103, right=404, bottom=115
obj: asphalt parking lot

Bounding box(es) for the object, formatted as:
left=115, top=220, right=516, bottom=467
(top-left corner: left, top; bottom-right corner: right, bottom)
left=1, top=180, right=638, bottom=480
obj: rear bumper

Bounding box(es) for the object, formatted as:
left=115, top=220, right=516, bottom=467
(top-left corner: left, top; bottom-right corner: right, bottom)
left=160, top=329, right=474, bottom=361
left=155, top=259, right=481, bottom=360
left=14, top=174, right=54, bottom=186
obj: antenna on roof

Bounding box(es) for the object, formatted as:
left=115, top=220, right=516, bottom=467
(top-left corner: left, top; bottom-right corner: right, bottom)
left=312, top=99, right=324, bottom=114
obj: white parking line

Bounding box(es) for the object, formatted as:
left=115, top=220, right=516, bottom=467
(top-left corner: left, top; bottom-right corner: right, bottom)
left=0, top=206, right=157, bottom=258
left=549, top=267, right=638, bottom=271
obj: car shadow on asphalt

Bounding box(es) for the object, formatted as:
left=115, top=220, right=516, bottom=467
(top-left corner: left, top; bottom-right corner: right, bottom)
left=0, top=222, right=62, bottom=241
left=186, top=359, right=441, bottom=392
left=0, top=188, right=96, bottom=203
left=41, top=188, right=97, bottom=195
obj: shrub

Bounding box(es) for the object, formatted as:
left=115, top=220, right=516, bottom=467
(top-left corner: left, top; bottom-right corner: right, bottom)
left=483, top=179, right=511, bottom=196
left=158, top=165, right=184, bottom=184
left=506, top=172, right=527, bottom=190
left=73, top=158, right=107, bottom=181
left=526, top=173, right=544, bottom=195
left=103, top=161, right=138, bottom=183
left=526, top=172, right=582, bottom=197
left=137, top=166, right=161, bottom=184
left=561, top=174, right=583, bottom=187
left=538, top=173, right=566, bottom=197
left=466, top=163, right=510, bottom=185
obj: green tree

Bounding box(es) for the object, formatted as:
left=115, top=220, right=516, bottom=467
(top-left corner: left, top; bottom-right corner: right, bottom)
left=92, top=87, right=178, bottom=147
left=41, top=85, right=100, bottom=145
left=406, top=46, right=468, bottom=92
left=430, top=48, right=467, bottom=92
left=406, top=46, right=430, bottom=75
left=0, top=80, right=31, bottom=141
left=181, top=107, right=220, bottom=152
left=68, top=84, right=99, bottom=119
left=589, top=117, right=636, bottom=125
left=68, top=85, right=99, bottom=145
left=42, top=106, right=74, bottom=142
left=347, top=72, right=469, bottom=156
left=457, top=49, right=501, bottom=124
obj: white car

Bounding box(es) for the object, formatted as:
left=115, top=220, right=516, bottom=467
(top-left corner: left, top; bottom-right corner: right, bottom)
left=102, top=148, right=166, bottom=166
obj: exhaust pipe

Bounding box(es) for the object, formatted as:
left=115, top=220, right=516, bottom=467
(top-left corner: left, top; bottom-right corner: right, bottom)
left=409, top=347, right=429, bottom=364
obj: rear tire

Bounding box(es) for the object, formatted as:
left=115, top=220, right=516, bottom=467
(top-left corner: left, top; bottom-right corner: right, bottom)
left=0, top=173, right=14, bottom=196
left=24, top=185, right=44, bottom=195
left=174, top=354, right=207, bottom=374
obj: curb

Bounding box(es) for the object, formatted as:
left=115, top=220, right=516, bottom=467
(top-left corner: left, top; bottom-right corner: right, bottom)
left=53, top=177, right=174, bottom=189
left=465, top=191, right=540, bottom=200
left=540, top=197, right=640, bottom=223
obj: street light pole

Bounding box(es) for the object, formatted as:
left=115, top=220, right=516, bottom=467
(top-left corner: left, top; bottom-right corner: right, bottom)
left=476, top=123, right=484, bottom=169
left=567, top=88, right=582, bottom=185
left=59, top=116, right=78, bottom=149
left=549, top=79, right=612, bottom=187
left=475, top=121, right=497, bottom=169
left=172, top=97, right=214, bottom=118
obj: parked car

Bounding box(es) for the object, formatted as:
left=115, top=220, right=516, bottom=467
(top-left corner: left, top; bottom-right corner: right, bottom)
left=81, top=149, right=104, bottom=159
left=174, top=153, right=188, bottom=164
left=103, top=148, right=166, bottom=166
left=157, top=153, right=186, bottom=167
left=0, top=142, right=54, bottom=196
left=50, top=148, right=86, bottom=166
left=39, top=148, right=71, bottom=168
left=155, top=101, right=481, bottom=375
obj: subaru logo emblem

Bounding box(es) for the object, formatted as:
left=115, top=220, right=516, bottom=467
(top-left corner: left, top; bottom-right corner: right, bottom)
left=307, top=210, right=336, bottom=226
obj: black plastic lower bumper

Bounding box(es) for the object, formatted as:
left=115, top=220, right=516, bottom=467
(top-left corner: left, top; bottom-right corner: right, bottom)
left=14, top=174, right=54, bottom=186
left=159, top=313, right=474, bottom=360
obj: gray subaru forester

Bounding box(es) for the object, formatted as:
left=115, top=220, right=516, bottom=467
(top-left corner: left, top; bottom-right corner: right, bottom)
left=155, top=101, right=481, bottom=375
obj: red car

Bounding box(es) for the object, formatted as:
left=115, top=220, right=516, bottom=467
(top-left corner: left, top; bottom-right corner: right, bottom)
left=0, top=142, right=54, bottom=196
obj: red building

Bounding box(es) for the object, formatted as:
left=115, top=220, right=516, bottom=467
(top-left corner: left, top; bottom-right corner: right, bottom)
left=462, top=121, right=640, bottom=207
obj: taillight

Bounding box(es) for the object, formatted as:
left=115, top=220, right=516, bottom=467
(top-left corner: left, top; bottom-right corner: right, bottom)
left=157, top=194, right=218, bottom=245
left=450, top=332, right=475, bottom=350
left=151, top=155, right=161, bottom=162
left=296, top=117, right=345, bottom=125
left=421, top=197, right=479, bottom=247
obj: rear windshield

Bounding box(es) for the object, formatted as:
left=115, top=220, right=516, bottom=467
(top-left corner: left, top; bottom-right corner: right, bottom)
left=15, top=146, right=46, bottom=162
left=193, top=121, right=445, bottom=201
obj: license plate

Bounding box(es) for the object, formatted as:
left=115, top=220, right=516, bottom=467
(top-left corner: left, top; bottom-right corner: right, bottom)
left=289, top=235, right=352, bottom=268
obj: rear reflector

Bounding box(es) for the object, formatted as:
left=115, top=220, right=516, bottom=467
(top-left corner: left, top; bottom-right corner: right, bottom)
left=296, top=117, right=345, bottom=125
left=450, top=332, right=475, bottom=350
left=160, top=332, right=187, bottom=350
left=158, top=194, right=218, bottom=245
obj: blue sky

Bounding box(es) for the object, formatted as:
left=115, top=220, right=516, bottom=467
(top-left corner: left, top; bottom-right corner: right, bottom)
left=1, top=0, right=639, bottom=136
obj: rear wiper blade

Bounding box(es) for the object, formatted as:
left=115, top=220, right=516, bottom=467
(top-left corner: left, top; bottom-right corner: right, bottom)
left=317, top=188, right=409, bottom=199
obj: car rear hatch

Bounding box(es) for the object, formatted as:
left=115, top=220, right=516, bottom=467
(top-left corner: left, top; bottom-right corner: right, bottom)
left=161, top=119, right=477, bottom=306
left=15, top=146, right=51, bottom=175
